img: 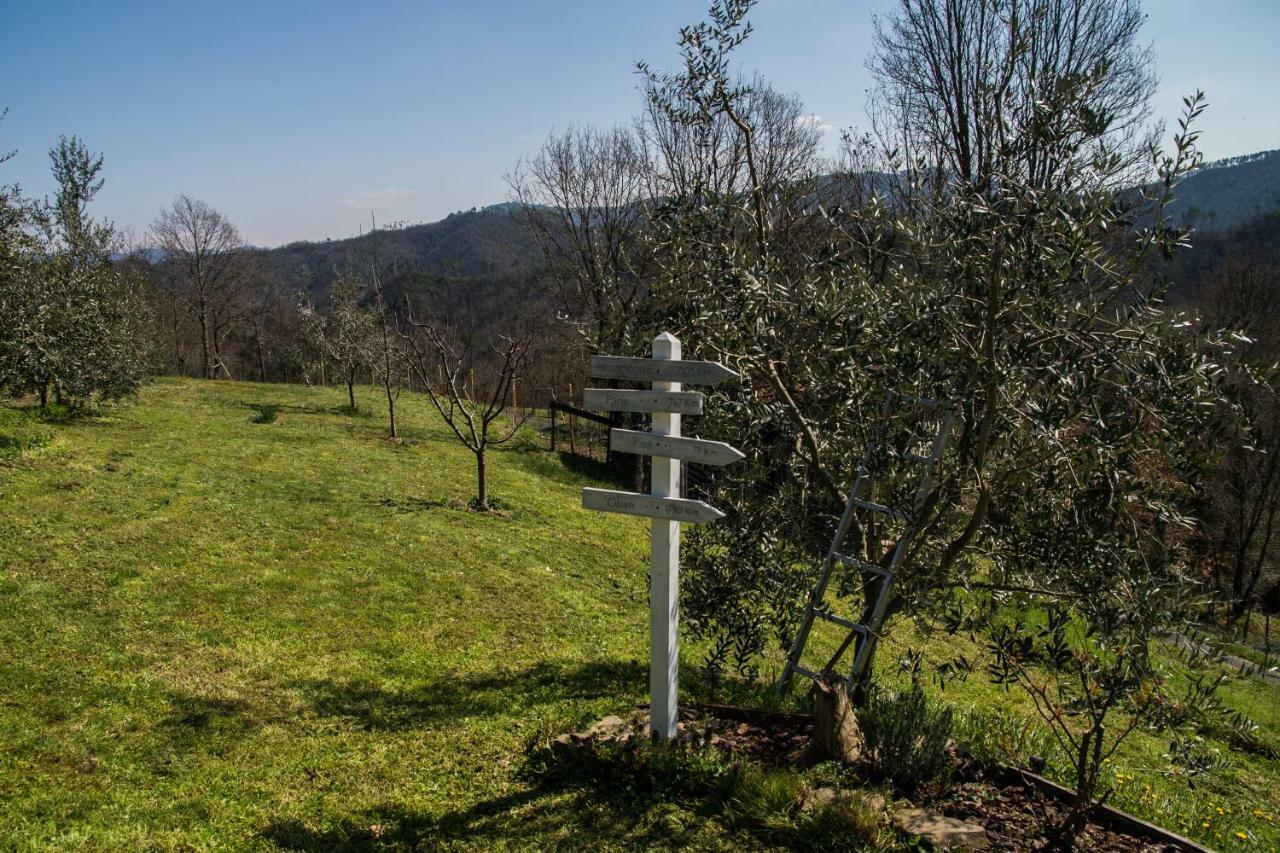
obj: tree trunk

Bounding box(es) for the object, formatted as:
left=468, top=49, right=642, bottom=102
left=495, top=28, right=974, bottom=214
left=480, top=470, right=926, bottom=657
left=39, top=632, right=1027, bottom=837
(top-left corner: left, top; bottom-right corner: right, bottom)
left=475, top=448, right=488, bottom=511
left=38, top=381, right=48, bottom=408
left=347, top=376, right=357, bottom=410
left=810, top=670, right=863, bottom=763
left=256, top=327, right=267, bottom=382
left=385, top=381, right=398, bottom=439
left=198, top=302, right=211, bottom=379
left=171, top=292, right=183, bottom=375
left=1058, top=724, right=1105, bottom=841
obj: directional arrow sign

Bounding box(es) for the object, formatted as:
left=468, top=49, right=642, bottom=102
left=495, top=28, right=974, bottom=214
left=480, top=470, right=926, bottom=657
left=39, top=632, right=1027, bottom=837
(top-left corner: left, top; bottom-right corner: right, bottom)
left=583, top=388, right=704, bottom=415
left=590, top=355, right=739, bottom=387
left=582, top=487, right=725, bottom=524
left=610, top=428, right=745, bottom=466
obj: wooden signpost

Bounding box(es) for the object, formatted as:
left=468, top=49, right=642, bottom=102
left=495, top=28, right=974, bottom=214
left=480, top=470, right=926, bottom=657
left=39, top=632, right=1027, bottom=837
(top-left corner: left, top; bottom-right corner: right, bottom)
left=580, top=332, right=743, bottom=740
left=609, top=429, right=745, bottom=467
left=582, top=488, right=726, bottom=523
left=581, top=388, right=705, bottom=415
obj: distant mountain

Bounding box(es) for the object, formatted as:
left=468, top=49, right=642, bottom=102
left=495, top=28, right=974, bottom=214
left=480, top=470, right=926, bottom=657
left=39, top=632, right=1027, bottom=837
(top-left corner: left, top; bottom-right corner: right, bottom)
left=1170, top=149, right=1280, bottom=232
left=251, top=149, right=1279, bottom=322
left=263, top=204, right=542, bottom=300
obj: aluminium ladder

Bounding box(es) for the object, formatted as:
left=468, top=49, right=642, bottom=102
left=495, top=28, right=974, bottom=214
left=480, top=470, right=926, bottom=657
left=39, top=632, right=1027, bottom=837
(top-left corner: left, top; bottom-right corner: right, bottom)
left=777, top=395, right=955, bottom=694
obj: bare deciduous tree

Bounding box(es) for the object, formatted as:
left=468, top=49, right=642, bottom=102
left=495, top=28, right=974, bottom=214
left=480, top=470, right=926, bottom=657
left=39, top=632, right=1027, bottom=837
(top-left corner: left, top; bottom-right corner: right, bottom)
left=507, top=125, right=653, bottom=359
left=402, top=319, right=534, bottom=511
left=869, top=0, right=1158, bottom=191
left=1195, top=251, right=1280, bottom=621
left=151, top=195, right=250, bottom=379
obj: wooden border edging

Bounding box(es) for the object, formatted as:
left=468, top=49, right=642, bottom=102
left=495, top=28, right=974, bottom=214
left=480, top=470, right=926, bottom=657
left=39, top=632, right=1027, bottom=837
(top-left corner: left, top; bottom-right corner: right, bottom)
left=984, top=765, right=1214, bottom=852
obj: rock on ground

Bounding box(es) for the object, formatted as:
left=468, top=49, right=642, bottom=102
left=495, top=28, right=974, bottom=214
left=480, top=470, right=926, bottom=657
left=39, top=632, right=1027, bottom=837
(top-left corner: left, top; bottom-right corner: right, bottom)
left=895, top=807, right=990, bottom=850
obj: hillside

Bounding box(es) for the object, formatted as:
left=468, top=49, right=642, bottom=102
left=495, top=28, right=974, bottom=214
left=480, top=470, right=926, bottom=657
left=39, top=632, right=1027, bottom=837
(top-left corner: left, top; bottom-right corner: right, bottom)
left=250, top=151, right=1280, bottom=317
left=1, top=381, right=1278, bottom=849
left=265, top=205, right=543, bottom=299
left=1171, top=149, right=1280, bottom=231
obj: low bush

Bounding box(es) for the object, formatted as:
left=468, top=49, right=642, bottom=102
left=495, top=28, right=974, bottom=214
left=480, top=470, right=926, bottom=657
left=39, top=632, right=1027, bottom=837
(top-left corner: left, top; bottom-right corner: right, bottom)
left=526, top=730, right=899, bottom=849
left=859, top=684, right=954, bottom=791
left=249, top=404, right=279, bottom=424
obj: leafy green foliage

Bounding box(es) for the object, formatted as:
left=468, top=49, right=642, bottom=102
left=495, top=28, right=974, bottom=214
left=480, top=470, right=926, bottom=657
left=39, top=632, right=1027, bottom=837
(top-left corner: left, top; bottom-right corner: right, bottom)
left=859, top=684, right=954, bottom=791
left=0, top=135, right=150, bottom=405
left=248, top=403, right=278, bottom=424
left=531, top=734, right=898, bottom=850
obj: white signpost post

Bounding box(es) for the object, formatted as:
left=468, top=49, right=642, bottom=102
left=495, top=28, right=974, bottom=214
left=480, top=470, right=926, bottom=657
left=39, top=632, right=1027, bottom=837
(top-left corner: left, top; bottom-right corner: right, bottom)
left=580, top=332, right=742, bottom=740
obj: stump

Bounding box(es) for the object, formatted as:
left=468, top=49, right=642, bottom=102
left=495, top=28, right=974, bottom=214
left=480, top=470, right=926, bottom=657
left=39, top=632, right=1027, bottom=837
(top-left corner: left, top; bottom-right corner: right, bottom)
left=809, top=669, right=864, bottom=763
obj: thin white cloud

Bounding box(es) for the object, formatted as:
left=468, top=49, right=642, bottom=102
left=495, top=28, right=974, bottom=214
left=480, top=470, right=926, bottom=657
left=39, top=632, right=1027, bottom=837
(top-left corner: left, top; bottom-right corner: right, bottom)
left=795, top=114, right=836, bottom=134
left=338, top=187, right=416, bottom=207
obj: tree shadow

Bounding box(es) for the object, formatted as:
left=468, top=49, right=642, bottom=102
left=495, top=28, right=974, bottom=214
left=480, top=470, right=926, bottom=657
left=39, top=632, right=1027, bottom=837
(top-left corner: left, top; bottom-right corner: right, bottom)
left=291, top=659, right=644, bottom=732
left=368, top=495, right=457, bottom=514
left=258, top=737, right=729, bottom=850
left=510, top=450, right=633, bottom=490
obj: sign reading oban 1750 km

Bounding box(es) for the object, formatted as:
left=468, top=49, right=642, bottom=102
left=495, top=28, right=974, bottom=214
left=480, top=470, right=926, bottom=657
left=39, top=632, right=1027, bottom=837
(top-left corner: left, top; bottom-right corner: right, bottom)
left=579, top=333, right=743, bottom=741
left=582, top=487, right=726, bottom=524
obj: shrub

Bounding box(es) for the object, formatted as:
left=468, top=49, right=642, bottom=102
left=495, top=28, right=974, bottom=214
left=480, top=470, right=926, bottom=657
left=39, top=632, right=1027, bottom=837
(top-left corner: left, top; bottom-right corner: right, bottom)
left=859, top=684, right=954, bottom=791
left=249, top=404, right=278, bottom=424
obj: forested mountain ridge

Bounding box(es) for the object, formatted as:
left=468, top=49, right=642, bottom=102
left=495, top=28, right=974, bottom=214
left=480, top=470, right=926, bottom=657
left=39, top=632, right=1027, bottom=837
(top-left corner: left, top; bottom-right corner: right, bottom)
left=1170, top=148, right=1280, bottom=231
left=263, top=204, right=543, bottom=302
left=255, top=150, right=1280, bottom=311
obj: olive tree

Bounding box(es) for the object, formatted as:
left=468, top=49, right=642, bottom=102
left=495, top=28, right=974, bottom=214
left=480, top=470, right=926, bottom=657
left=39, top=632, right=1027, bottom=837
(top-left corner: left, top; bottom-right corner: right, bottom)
left=0, top=135, right=150, bottom=405
left=644, top=0, right=1222, bottom=675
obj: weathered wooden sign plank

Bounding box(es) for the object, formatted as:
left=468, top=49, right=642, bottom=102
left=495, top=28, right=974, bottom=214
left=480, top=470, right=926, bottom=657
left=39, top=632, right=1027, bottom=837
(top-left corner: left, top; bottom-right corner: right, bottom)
left=610, top=428, right=745, bottom=466
left=582, top=388, right=704, bottom=415
left=589, top=355, right=739, bottom=387
left=582, top=487, right=726, bottom=524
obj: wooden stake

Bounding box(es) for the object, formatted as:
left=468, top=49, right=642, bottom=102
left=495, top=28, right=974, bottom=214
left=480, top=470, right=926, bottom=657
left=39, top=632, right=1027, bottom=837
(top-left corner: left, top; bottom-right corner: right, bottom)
left=650, top=332, right=681, bottom=741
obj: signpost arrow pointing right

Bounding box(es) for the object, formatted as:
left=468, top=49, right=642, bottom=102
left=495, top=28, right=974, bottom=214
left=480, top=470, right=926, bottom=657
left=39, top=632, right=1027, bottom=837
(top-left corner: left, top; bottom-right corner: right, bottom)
left=610, top=428, right=745, bottom=466
left=589, top=355, right=739, bottom=387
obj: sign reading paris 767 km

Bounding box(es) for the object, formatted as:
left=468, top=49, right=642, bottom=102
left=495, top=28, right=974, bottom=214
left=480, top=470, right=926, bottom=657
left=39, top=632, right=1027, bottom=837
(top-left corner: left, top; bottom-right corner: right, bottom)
left=579, top=334, right=743, bottom=741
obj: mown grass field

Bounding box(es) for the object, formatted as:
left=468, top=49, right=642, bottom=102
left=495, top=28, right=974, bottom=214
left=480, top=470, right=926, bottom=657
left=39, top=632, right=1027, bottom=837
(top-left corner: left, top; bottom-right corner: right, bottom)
left=2, top=378, right=1278, bottom=850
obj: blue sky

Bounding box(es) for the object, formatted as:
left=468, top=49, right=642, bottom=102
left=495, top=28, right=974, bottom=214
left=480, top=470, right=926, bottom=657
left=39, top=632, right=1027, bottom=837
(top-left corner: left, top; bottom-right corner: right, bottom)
left=3, top=0, right=1278, bottom=247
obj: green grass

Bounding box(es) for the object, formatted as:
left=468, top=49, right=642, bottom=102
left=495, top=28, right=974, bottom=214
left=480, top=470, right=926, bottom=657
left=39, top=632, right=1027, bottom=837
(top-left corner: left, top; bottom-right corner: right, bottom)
left=0, top=406, right=53, bottom=457
left=2, top=377, right=1277, bottom=850
left=0, top=378, right=747, bottom=849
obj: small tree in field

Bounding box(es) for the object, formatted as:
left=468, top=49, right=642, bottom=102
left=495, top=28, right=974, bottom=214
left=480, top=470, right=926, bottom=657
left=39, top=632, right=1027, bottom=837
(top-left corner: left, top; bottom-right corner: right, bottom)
left=0, top=134, right=150, bottom=405
left=401, top=319, right=534, bottom=511
left=299, top=274, right=374, bottom=411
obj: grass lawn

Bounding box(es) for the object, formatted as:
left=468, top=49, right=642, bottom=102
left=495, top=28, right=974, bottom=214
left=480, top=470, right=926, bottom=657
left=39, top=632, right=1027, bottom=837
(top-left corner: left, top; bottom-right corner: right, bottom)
left=2, top=377, right=1278, bottom=850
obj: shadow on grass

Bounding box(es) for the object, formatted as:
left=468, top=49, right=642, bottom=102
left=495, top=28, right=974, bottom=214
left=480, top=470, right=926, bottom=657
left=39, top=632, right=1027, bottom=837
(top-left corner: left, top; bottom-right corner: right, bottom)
left=237, top=400, right=374, bottom=419
left=510, top=450, right=633, bottom=490
left=258, top=723, right=885, bottom=850
left=258, top=739, right=740, bottom=850
left=368, top=495, right=456, bottom=514
left=292, top=659, right=644, bottom=731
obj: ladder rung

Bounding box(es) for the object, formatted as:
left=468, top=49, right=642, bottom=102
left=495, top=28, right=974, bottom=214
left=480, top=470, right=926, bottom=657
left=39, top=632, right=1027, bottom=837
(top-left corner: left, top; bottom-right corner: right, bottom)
left=834, top=553, right=892, bottom=577
left=852, top=498, right=907, bottom=520
left=791, top=664, right=821, bottom=681
left=814, top=607, right=865, bottom=632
